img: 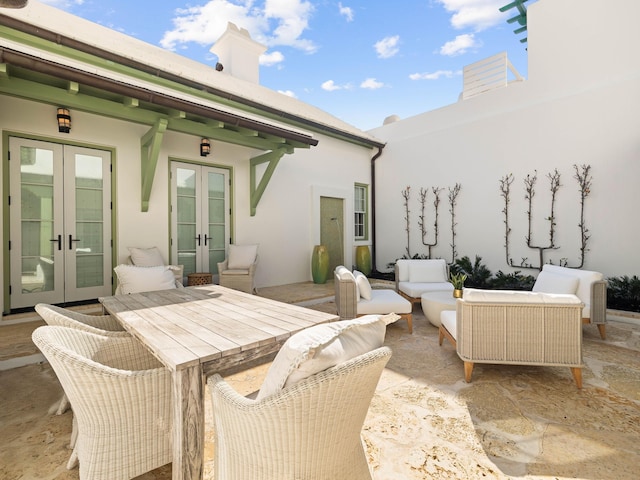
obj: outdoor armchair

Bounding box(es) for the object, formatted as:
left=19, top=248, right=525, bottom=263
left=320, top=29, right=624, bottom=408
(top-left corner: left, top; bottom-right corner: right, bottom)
left=394, top=258, right=454, bottom=305
left=32, top=326, right=172, bottom=480
left=532, top=264, right=607, bottom=339
left=208, top=346, right=391, bottom=480
left=334, top=265, right=413, bottom=332
left=439, top=289, right=584, bottom=388
left=35, top=303, right=128, bottom=423
left=217, top=243, right=258, bottom=294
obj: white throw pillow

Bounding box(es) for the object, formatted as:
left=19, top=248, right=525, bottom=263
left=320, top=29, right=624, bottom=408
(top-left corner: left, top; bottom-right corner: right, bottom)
left=227, top=244, right=258, bottom=270
left=114, top=264, right=177, bottom=294
left=256, top=315, right=386, bottom=400
left=532, top=271, right=579, bottom=295
left=128, top=246, right=165, bottom=267
left=408, top=260, right=447, bottom=283
left=354, top=270, right=372, bottom=300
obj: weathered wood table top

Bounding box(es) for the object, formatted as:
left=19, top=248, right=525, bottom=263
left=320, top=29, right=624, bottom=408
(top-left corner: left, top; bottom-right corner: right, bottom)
left=100, top=284, right=338, bottom=480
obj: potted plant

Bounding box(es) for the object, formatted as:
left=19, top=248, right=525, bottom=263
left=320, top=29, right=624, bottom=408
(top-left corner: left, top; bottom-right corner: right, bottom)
left=450, top=272, right=467, bottom=298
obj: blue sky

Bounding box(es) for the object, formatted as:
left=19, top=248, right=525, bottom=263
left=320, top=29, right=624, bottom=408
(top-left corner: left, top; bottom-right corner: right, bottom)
left=39, top=0, right=531, bottom=131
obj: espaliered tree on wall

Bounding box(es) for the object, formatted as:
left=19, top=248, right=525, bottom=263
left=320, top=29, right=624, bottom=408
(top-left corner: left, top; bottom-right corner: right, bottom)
left=419, top=187, right=443, bottom=258
left=500, top=164, right=593, bottom=270
left=399, top=183, right=461, bottom=262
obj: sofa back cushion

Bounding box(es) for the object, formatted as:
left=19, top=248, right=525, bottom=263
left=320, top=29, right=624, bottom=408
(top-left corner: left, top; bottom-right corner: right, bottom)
left=396, top=259, right=447, bottom=283
left=256, top=315, right=386, bottom=400
left=532, top=271, right=579, bottom=295
left=538, top=265, right=603, bottom=304
left=463, top=288, right=582, bottom=305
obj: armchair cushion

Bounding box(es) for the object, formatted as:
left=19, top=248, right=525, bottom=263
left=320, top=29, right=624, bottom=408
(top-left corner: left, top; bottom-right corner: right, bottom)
left=354, top=270, right=372, bottom=300
left=256, top=315, right=386, bottom=400
left=127, top=246, right=165, bottom=266
left=532, top=271, right=579, bottom=295
left=227, top=244, right=258, bottom=270
left=114, top=264, right=177, bottom=294
left=408, top=260, right=447, bottom=283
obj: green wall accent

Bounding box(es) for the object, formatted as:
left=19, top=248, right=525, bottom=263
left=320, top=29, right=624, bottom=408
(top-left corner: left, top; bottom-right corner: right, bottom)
left=249, top=147, right=292, bottom=216
left=140, top=118, right=168, bottom=212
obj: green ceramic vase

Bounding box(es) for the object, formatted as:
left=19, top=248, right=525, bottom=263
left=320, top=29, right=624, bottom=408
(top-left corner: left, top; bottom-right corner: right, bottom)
left=355, top=245, right=372, bottom=276
left=311, top=245, right=330, bottom=284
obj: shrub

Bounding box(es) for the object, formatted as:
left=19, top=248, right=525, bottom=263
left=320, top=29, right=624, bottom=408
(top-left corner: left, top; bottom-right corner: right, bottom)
left=607, top=275, right=640, bottom=312
left=450, top=255, right=492, bottom=289
left=488, top=270, right=535, bottom=290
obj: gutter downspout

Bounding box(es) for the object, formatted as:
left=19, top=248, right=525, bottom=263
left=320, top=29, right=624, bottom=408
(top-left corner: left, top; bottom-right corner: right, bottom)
left=370, top=146, right=384, bottom=274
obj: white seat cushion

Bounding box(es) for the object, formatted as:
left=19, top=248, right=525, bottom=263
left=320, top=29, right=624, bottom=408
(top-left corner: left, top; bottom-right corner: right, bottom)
left=227, top=244, right=258, bottom=269
left=114, top=264, right=177, bottom=294
left=441, top=310, right=457, bottom=341
left=463, top=288, right=582, bottom=305
left=398, top=281, right=454, bottom=298
left=256, top=315, right=386, bottom=400
left=357, top=289, right=412, bottom=315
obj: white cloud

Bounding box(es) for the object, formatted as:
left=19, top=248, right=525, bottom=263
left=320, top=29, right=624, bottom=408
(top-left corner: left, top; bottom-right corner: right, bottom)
left=321, top=80, right=352, bottom=91
left=436, top=0, right=506, bottom=31
left=260, top=51, right=285, bottom=66
left=409, top=70, right=454, bottom=80
left=278, top=89, right=297, bottom=98
left=374, top=35, right=400, bottom=59
left=439, top=33, right=480, bottom=56
left=338, top=2, right=354, bottom=22
left=160, top=0, right=316, bottom=54
left=360, top=78, right=384, bottom=90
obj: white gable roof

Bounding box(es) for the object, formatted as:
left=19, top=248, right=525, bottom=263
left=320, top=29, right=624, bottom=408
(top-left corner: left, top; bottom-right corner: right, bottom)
left=3, top=1, right=383, bottom=146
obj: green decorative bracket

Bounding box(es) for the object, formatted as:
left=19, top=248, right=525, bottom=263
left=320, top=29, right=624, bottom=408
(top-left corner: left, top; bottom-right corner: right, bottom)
left=140, top=118, right=168, bottom=212
left=249, top=146, right=293, bottom=216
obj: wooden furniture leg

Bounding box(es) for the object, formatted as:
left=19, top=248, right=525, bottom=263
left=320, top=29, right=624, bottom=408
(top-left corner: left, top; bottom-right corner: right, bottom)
left=173, top=365, right=205, bottom=480
left=464, top=361, right=474, bottom=383
left=570, top=367, right=583, bottom=389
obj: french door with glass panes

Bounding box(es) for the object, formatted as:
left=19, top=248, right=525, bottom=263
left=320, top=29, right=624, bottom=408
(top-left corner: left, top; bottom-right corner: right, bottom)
left=9, top=138, right=112, bottom=309
left=170, top=162, right=229, bottom=282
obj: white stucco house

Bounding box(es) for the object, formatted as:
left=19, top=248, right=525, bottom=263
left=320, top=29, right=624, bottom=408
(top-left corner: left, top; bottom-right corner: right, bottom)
left=0, top=0, right=638, bottom=316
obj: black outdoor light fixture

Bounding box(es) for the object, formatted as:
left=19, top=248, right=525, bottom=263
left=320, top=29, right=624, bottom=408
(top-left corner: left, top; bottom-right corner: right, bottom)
left=57, top=107, right=71, bottom=133
left=0, top=0, right=28, bottom=8
left=200, top=138, right=211, bottom=156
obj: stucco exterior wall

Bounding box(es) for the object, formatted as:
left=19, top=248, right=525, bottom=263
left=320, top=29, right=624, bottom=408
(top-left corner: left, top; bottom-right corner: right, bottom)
left=369, top=0, right=640, bottom=279
left=0, top=95, right=374, bottom=307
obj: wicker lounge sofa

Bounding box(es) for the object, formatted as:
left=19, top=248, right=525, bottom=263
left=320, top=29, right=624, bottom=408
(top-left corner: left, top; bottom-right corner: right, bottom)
left=532, top=264, right=607, bottom=339
left=394, top=259, right=453, bottom=305
left=439, top=288, right=584, bottom=388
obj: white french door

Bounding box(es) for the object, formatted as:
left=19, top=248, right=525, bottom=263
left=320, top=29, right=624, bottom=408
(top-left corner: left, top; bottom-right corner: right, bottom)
left=9, top=138, right=112, bottom=309
left=170, top=162, right=229, bottom=281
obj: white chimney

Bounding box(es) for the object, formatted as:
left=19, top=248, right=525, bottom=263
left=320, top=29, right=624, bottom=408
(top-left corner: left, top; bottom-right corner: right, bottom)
left=209, top=22, right=267, bottom=84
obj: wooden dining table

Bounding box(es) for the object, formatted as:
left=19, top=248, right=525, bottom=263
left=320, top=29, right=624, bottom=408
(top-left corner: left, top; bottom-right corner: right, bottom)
left=99, top=284, right=338, bottom=480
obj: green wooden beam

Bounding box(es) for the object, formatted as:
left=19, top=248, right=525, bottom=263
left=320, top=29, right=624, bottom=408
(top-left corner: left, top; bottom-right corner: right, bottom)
left=249, top=146, right=293, bottom=216
left=140, top=118, right=168, bottom=212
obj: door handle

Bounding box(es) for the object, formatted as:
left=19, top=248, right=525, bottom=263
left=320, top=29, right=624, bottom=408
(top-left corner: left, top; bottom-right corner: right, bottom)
left=204, top=234, right=209, bottom=246
left=195, top=234, right=201, bottom=246
left=68, top=235, right=81, bottom=250
left=50, top=234, right=62, bottom=251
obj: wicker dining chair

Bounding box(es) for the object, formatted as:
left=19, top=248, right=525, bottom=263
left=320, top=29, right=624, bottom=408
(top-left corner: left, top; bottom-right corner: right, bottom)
left=35, top=304, right=128, bottom=413
left=208, top=346, right=391, bottom=480
left=32, top=326, right=172, bottom=480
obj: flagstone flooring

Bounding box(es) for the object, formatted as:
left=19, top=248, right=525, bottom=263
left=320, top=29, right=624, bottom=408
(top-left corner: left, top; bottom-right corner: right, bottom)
left=1, top=281, right=639, bottom=479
